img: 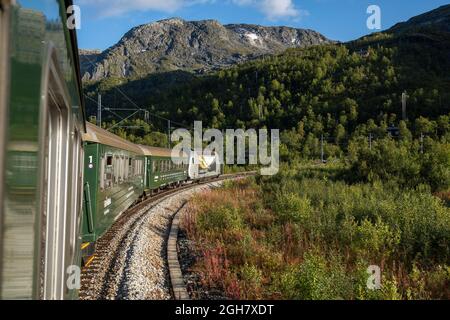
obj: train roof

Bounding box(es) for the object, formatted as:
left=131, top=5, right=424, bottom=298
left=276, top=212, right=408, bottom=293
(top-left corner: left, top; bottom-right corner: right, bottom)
left=137, top=145, right=188, bottom=158
left=82, top=122, right=143, bottom=154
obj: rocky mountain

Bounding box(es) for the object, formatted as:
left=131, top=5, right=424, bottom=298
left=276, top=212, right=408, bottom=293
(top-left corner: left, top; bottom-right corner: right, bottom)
left=388, top=4, right=450, bottom=34
left=80, top=18, right=330, bottom=81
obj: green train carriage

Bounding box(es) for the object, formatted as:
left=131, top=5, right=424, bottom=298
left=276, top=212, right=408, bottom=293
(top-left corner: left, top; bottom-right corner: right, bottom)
left=138, top=145, right=188, bottom=194
left=0, top=0, right=86, bottom=299
left=81, top=123, right=145, bottom=260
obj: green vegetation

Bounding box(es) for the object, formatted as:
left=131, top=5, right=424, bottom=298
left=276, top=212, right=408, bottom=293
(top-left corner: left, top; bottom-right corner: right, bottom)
left=85, top=29, right=450, bottom=152
left=182, top=164, right=450, bottom=300
left=85, top=17, right=450, bottom=299
left=86, top=30, right=450, bottom=191
left=347, top=137, right=450, bottom=191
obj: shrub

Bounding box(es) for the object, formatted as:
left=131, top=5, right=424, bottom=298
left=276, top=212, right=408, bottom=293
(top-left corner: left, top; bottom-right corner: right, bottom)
left=270, top=192, right=313, bottom=224
left=348, top=137, right=450, bottom=191
left=197, top=204, right=243, bottom=232
left=279, top=252, right=353, bottom=300
left=421, top=142, right=450, bottom=191
left=352, top=218, right=400, bottom=260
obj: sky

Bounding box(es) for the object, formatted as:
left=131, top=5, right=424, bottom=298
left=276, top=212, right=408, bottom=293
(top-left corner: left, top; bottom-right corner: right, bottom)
left=74, top=0, right=450, bottom=50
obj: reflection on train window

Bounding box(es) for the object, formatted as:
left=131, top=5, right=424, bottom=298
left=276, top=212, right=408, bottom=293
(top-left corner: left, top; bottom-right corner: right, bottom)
left=114, top=156, right=119, bottom=184
left=128, top=158, right=133, bottom=178
left=124, top=156, right=128, bottom=179
left=106, top=155, right=113, bottom=166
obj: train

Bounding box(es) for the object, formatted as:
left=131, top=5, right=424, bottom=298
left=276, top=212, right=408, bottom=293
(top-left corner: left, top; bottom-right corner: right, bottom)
left=0, top=0, right=221, bottom=300
left=81, top=123, right=221, bottom=263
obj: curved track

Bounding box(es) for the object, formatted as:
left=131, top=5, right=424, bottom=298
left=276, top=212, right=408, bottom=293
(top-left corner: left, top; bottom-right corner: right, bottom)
left=79, top=172, right=256, bottom=300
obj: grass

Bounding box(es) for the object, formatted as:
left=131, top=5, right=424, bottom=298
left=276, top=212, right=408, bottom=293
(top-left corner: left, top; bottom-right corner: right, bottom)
left=180, top=163, right=450, bottom=300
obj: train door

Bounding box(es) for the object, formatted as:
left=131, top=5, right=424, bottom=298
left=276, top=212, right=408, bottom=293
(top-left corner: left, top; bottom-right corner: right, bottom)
left=37, top=47, right=74, bottom=300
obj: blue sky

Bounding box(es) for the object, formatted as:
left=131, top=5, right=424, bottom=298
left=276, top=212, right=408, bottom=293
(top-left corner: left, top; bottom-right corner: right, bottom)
left=75, top=0, right=450, bottom=50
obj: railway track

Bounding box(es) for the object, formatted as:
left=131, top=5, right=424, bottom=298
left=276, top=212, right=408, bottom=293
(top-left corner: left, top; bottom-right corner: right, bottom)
left=79, top=171, right=256, bottom=300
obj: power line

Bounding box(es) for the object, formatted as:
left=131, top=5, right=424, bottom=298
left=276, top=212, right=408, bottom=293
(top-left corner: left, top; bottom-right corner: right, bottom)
left=82, top=54, right=192, bottom=131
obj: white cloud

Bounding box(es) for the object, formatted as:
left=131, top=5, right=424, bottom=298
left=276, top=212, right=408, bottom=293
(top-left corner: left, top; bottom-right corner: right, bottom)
left=261, top=0, right=299, bottom=20
left=232, top=0, right=307, bottom=21
left=77, top=0, right=210, bottom=17
left=76, top=0, right=307, bottom=20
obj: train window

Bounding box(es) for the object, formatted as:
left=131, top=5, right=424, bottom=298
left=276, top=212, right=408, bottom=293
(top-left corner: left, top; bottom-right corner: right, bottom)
left=100, top=156, right=105, bottom=190
left=121, top=156, right=126, bottom=183
left=123, top=157, right=127, bottom=180
left=104, top=154, right=113, bottom=189
left=138, top=160, right=142, bottom=175
left=124, top=157, right=127, bottom=180
left=128, top=158, right=133, bottom=177
left=114, top=156, right=120, bottom=184
left=118, top=156, right=122, bottom=183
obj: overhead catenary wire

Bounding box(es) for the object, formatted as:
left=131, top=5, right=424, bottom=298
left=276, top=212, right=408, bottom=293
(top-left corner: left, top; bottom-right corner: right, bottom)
left=82, top=54, right=193, bottom=132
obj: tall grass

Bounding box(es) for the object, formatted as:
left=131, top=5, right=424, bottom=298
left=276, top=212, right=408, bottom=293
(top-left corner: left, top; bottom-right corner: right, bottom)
left=181, top=165, right=450, bottom=300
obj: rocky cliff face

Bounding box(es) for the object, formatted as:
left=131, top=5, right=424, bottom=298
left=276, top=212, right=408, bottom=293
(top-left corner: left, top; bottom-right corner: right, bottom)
left=80, top=18, right=330, bottom=81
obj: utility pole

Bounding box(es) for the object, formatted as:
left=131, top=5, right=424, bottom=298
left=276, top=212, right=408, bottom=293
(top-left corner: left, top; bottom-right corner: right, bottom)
left=97, top=94, right=102, bottom=127
left=321, top=134, right=324, bottom=163
left=402, top=91, right=408, bottom=121
left=167, top=119, right=171, bottom=149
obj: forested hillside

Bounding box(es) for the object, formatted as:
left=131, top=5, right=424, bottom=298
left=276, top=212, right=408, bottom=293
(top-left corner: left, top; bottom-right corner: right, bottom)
left=85, top=15, right=450, bottom=141
left=85, top=6, right=450, bottom=192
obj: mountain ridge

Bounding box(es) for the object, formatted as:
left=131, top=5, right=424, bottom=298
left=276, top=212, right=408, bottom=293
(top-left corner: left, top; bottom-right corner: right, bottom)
left=80, top=18, right=330, bottom=81
left=388, top=4, right=450, bottom=34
